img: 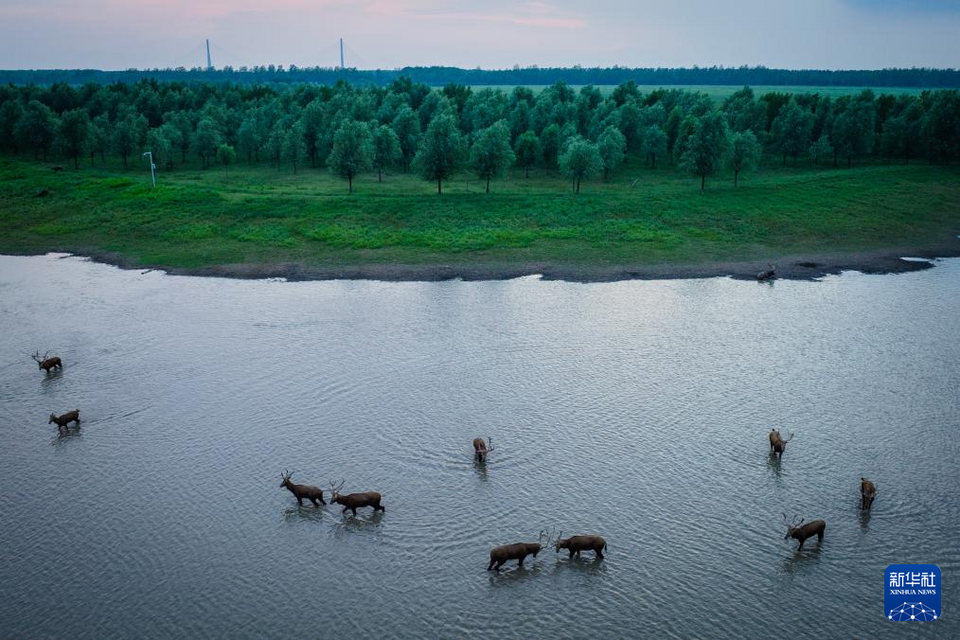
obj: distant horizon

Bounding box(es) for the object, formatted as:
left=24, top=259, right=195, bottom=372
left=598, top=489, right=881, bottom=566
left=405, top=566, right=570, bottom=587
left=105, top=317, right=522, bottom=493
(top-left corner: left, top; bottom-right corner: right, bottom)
left=3, top=64, right=958, bottom=73
left=2, top=1, right=959, bottom=71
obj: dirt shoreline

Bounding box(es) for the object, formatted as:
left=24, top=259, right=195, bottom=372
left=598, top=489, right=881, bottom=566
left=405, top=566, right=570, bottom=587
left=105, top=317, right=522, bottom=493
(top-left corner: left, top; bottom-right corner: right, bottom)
left=10, top=241, right=960, bottom=283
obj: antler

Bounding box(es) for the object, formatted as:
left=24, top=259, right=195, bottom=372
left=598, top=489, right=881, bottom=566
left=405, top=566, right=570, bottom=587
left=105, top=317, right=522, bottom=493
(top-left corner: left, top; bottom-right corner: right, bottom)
left=487, top=436, right=494, bottom=452
left=30, top=350, right=41, bottom=363
left=329, top=479, right=345, bottom=494
left=282, top=469, right=292, bottom=479
left=784, top=432, right=794, bottom=443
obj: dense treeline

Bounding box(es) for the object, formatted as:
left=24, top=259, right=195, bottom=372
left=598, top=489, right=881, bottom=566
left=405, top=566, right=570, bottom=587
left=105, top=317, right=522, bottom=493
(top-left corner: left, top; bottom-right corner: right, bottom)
left=2, top=65, right=959, bottom=88
left=2, top=78, right=959, bottom=192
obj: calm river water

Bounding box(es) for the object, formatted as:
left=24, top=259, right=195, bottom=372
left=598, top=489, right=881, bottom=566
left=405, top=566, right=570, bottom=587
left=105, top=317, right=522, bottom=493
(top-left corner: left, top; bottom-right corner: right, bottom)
left=0, top=254, right=958, bottom=639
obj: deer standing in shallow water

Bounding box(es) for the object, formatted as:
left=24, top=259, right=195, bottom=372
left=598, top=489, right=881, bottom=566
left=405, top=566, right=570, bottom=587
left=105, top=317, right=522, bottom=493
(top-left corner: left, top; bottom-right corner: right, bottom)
left=31, top=350, right=62, bottom=372
left=473, top=437, right=494, bottom=463
left=49, top=409, right=80, bottom=429
left=555, top=532, right=607, bottom=560
left=487, top=531, right=548, bottom=571
left=329, top=480, right=384, bottom=516
left=783, top=514, right=825, bottom=551
left=769, top=429, right=793, bottom=458
left=280, top=470, right=326, bottom=506
left=860, top=477, right=877, bottom=510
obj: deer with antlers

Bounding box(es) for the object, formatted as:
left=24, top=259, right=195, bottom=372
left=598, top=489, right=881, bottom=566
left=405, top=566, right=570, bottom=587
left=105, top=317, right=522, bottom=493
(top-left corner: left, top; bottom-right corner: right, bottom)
left=555, top=531, right=607, bottom=560
left=49, top=409, right=80, bottom=429
left=473, top=437, right=494, bottom=463
left=783, top=514, right=826, bottom=551
left=280, top=470, right=326, bottom=506
left=860, top=477, right=877, bottom=510
left=329, top=480, right=384, bottom=516
left=31, top=350, right=62, bottom=372
left=768, top=429, right=793, bottom=458
left=487, top=530, right=548, bottom=571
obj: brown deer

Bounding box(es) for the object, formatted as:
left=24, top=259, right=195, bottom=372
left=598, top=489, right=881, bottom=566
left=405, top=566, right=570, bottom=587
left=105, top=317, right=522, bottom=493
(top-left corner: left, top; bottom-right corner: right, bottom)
left=488, top=531, right=547, bottom=571
left=783, top=514, right=826, bottom=551
left=769, top=429, right=793, bottom=458
left=329, top=480, right=384, bottom=516
left=49, top=409, right=80, bottom=429
left=280, top=470, right=326, bottom=506
left=860, top=477, right=877, bottom=510
left=757, top=264, right=777, bottom=281
left=31, top=350, right=62, bottom=372
left=473, top=437, right=494, bottom=463
left=555, top=532, right=607, bottom=560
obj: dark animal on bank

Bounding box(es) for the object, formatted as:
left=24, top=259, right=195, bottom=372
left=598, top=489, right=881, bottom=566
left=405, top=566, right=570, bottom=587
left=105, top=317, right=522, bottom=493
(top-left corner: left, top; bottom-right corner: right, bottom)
left=49, top=409, right=80, bottom=429
left=783, top=514, right=826, bottom=551
left=473, top=437, right=493, bottom=463
left=488, top=531, right=547, bottom=571
left=769, top=429, right=793, bottom=458
left=329, top=480, right=384, bottom=516
left=31, top=350, right=62, bottom=372
left=51, top=165, right=64, bottom=173
left=280, top=470, right=326, bottom=506
left=757, top=264, right=777, bottom=281
left=555, top=532, right=607, bottom=560
left=860, top=477, right=877, bottom=510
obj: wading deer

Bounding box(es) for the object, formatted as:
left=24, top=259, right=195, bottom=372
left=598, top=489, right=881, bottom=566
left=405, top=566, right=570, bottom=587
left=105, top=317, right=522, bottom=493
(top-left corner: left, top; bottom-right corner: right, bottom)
left=555, top=532, right=607, bottom=560
left=860, top=477, right=877, bottom=510
left=769, top=429, right=793, bottom=458
left=783, top=514, right=825, bottom=551
left=329, top=480, right=384, bottom=516
left=31, top=350, right=62, bottom=372
left=473, top=437, right=494, bottom=463
left=487, top=531, right=548, bottom=571
left=280, top=470, right=326, bottom=506
left=49, top=409, right=80, bottom=429
left=757, top=264, right=777, bottom=281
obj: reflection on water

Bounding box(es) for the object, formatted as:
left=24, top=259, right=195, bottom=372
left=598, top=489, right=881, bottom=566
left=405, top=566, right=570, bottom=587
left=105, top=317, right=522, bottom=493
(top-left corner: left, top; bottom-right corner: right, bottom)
left=0, top=254, right=958, bottom=639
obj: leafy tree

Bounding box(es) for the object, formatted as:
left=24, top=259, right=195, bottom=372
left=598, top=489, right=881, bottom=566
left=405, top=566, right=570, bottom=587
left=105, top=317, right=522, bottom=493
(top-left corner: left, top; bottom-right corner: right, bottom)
left=640, top=124, right=667, bottom=168
left=112, top=111, right=147, bottom=168
left=327, top=119, right=373, bottom=192
left=216, top=143, right=236, bottom=174
left=88, top=115, right=109, bottom=165
left=514, top=130, right=541, bottom=178
left=540, top=123, right=562, bottom=167
left=597, top=125, right=626, bottom=180
left=771, top=99, right=813, bottom=165
left=832, top=97, right=875, bottom=167
left=193, top=117, right=222, bottom=169
left=880, top=105, right=920, bottom=164
left=164, top=110, right=193, bottom=163
left=469, top=120, right=515, bottom=193
left=920, top=91, right=960, bottom=164
left=726, top=130, right=762, bottom=186
left=0, top=100, right=23, bottom=152
left=298, top=100, right=325, bottom=166
left=679, top=111, right=729, bottom=190
left=237, top=115, right=261, bottom=163
left=391, top=105, right=421, bottom=171
left=413, top=114, right=463, bottom=194
left=282, top=123, right=307, bottom=173
left=672, top=115, right=698, bottom=163
left=723, top=86, right=766, bottom=134
left=15, top=100, right=57, bottom=161
left=559, top=137, right=602, bottom=194
left=58, top=108, right=90, bottom=168
left=371, top=124, right=401, bottom=182
left=265, top=125, right=285, bottom=169
left=617, top=101, right=642, bottom=150
left=809, top=135, right=833, bottom=165
left=611, top=81, right=641, bottom=107
left=147, top=126, right=173, bottom=169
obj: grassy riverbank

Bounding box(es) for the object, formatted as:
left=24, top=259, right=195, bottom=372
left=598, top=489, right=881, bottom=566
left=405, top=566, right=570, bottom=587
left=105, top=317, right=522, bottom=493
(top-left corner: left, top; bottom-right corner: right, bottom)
left=2, top=155, right=959, bottom=280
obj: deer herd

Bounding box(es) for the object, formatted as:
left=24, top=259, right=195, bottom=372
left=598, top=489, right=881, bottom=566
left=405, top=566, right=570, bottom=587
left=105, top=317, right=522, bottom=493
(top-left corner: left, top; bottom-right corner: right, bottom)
left=29, top=349, right=880, bottom=570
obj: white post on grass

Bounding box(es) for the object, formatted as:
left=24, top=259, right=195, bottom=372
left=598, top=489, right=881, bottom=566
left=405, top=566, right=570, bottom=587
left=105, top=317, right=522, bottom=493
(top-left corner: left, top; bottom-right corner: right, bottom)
left=142, top=151, right=156, bottom=187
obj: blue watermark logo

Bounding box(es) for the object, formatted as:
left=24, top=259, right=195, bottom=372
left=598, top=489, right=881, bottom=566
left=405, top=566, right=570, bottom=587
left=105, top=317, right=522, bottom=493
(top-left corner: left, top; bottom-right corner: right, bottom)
left=885, top=564, right=941, bottom=621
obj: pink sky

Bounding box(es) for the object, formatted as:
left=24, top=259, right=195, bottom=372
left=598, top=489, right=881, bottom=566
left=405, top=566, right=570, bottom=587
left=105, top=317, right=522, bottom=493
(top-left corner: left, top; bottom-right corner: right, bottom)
left=1, top=1, right=958, bottom=70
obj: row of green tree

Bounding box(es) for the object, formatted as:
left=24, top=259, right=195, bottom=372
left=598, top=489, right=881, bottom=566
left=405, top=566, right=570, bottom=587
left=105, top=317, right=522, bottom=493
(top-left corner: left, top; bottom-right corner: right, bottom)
left=1, top=79, right=958, bottom=192
left=2, top=65, right=958, bottom=88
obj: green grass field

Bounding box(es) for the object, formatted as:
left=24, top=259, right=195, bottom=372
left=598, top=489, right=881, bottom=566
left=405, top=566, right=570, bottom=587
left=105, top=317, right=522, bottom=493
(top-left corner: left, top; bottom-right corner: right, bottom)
left=472, top=85, right=929, bottom=101
left=1, top=154, right=958, bottom=274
